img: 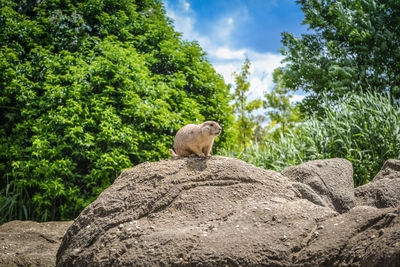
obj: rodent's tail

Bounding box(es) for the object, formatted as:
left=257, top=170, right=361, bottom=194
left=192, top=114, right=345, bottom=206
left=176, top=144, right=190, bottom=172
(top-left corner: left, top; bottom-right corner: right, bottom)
left=169, top=149, right=178, bottom=158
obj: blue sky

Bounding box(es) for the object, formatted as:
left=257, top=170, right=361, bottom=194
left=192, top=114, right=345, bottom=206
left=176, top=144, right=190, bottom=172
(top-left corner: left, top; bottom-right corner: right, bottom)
left=163, top=0, right=309, bottom=102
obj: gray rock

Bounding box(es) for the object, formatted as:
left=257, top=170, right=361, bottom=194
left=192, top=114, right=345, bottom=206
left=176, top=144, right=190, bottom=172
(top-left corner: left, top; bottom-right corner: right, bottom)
left=56, top=157, right=400, bottom=267
left=293, top=205, right=400, bottom=267
left=373, top=159, right=400, bottom=181
left=56, top=157, right=336, bottom=266
left=281, top=158, right=355, bottom=213
left=291, top=182, right=330, bottom=208
left=355, top=159, right=400, bottom=208
left=0, top=220, right=72, bottom=267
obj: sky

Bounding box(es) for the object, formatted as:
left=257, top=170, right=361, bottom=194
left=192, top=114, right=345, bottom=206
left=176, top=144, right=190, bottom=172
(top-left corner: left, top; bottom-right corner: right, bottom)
left=163, top=0, right=310, bottom=103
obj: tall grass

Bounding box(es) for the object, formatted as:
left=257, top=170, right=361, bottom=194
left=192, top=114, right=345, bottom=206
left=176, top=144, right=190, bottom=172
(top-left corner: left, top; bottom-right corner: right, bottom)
left=0, top=178, right=32, bottom=224
left=221, top=93, right=400, bottom=186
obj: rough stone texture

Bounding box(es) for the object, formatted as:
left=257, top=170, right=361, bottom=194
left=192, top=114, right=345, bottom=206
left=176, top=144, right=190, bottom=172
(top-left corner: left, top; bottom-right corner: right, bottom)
left=0, top=220, right=72, bottom=267
left=373, top=159, right=400, bottom=181
left=291, top=182, right=330, bottom=208
left=294, top=205, right=400, bottom=267
left=281, top=158, right=355, bottom=213
left=355, top=159, right=400, bottom=208
left=56, top=156, right=400, bottom=267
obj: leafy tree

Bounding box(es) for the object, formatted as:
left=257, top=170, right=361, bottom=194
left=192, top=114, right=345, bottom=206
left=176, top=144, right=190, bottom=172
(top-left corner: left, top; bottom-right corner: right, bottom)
left=231, top=58, right=263, bottom=148
left=0, top=0, right=234, bottom=223
left=263, top=68, right=302, bottom=139
left=277, top=0, right=400, bottom=114
left=222, top=92, right=400, bottom=186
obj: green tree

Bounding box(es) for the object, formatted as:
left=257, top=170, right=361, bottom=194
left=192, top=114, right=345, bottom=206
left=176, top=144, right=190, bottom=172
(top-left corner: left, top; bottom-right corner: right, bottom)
left=264, top=68, right=302, bottom=139
left=222, top=92, right=400, bottom=186
left=0, top=0, right=234, bottom=223
left=231, top=58, right=263, bottom=148
left=277, top=0, right=400, bottom=114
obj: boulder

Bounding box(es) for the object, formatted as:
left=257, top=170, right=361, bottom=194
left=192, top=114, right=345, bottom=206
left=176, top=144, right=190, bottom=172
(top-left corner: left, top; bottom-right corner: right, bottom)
left=373, top=159, right=400, bottom=181
left=56, top=156, right=400, bottom=266
left=0, top=220, right=72, bottom=267
left=281, top=158, right=355, bottom=213
left=355, top=159, right=400, bottom=208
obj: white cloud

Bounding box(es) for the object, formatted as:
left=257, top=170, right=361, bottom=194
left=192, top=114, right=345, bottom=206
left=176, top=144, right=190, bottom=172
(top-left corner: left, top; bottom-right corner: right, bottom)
left=213, top=47, right=246, bottom=60
left=212, top=49, right=284, bottom=101
left=210, top=16, right=236, bottom=45
left=248, top=52, right=284, bottom=99
left=165, top=1, right=210, bottom=48
left=181, top=0, right=190, bottom=11
left=165, top=1, right=289, bottom=104
left=213, top=63, right=237, bottom=85
left=290, top=94, right=305, bottom=104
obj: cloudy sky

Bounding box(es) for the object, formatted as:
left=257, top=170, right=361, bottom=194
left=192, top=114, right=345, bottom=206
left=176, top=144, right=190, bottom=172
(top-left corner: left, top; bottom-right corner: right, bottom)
left=163, top=0, right=309, bottom=102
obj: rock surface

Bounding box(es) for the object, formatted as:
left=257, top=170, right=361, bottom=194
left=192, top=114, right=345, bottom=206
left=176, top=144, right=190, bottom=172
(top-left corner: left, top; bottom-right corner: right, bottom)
left=281, top=158, right=355, bottom=213
left=56, top=156, right=400, bottom=267
left=355, top=159, right=400, bottom=208
left=373, top=159, right=400, bottom=181
left=0, top=220, right=72, bottom=267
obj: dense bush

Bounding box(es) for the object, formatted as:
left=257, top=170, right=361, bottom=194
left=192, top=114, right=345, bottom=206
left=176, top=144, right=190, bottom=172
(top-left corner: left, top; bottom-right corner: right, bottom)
left=222, top=93, right=400, bottom=186
left=0, top=0, right=234, bottom=223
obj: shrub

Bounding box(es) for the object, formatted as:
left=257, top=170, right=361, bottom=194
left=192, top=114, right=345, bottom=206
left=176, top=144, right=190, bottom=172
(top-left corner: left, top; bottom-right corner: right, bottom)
left=0, top=0, right=234, bottom=224
left=222, top=92, right=400, bottom=186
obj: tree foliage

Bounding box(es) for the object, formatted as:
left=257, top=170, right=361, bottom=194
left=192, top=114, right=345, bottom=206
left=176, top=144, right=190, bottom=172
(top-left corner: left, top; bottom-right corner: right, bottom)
left=0, top=0, right=234, bottom=223
left=231, top=58, right=263, bottom=148
left=263, top=68, right=302, bottom=139
left=223, top=92, right=400, bottom=186
left=277, top=0, right=400, bottom=114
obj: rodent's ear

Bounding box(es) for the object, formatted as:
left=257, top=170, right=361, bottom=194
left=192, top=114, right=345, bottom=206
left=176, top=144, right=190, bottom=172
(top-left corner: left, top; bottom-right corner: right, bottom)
left=201, top=124, right=210, bottom=135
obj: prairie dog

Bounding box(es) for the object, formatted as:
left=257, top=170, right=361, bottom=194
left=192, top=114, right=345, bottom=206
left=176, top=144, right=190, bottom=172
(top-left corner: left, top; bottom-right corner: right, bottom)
left=169, top=121, right=222, bottom=158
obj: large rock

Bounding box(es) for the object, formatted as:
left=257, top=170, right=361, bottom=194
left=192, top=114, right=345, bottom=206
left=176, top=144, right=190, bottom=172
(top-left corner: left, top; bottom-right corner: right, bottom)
left=0, top=220, right=72, bottom=267
left=373, top=159, right=400, bottom=181
left=56, top=157, right=400, bottom=266
left=355, top=159, right=400, bottom=208
left=281, top=158, right=355, bottom=213
left=294, top=205, right=400, bottom=267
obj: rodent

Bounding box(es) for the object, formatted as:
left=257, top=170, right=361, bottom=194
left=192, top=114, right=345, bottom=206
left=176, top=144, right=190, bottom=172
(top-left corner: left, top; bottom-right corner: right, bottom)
left=169, top=121, right=222, bottom=158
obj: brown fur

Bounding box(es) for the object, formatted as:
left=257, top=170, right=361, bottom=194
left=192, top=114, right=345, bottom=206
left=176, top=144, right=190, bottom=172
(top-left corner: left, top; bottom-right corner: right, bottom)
left=169, top=121, right=222, bottom=158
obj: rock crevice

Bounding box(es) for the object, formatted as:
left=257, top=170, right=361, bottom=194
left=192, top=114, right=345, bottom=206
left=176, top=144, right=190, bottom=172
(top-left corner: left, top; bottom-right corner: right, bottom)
left=5, top=156, right=398, bottom=267
left=55, top=157, right=400, bottom=266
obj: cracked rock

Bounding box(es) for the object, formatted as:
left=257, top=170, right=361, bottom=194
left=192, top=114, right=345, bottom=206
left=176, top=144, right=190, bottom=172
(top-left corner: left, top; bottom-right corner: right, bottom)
left=56, top=156, right=400, bottom=266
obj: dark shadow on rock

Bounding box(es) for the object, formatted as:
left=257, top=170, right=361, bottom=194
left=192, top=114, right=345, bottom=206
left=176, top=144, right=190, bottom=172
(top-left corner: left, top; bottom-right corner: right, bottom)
left=292, top=182, right=330, bottom=208
left=184, top=156, right=209, bottom=171
left=281, top=158, right=355, bottom=213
